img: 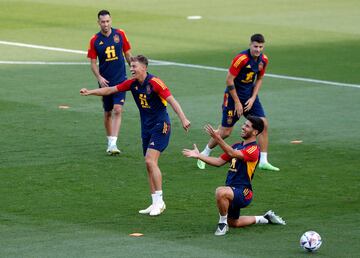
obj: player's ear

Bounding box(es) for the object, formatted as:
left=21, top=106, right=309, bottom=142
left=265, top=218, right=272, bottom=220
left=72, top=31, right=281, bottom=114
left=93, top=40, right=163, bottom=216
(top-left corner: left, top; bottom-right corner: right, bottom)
left=252, top=130, right=258, bottom=137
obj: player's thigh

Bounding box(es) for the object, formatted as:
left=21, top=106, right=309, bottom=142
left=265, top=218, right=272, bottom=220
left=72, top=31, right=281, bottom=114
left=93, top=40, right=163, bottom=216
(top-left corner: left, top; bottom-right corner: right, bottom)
left=228, top=187, right=253, bottom=219
left=113, top=91, right=126, bottom=106
left=246, top=97, right=265, bottom=118
left=147, top=122, right=171, bottom=154
left=102, top=95, right=114, bottom=112
left=221, top=107, right=240, bottom=127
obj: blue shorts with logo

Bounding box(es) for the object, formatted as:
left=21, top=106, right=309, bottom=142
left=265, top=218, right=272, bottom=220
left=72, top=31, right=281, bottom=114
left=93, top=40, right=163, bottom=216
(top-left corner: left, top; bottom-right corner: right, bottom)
left=221, top=94, right=265, bottom=128
left=228, top=186, right=253, bottom=219
left=142, top=121, right=171, bottom=156
left=102, top=91, right=126, bottom=112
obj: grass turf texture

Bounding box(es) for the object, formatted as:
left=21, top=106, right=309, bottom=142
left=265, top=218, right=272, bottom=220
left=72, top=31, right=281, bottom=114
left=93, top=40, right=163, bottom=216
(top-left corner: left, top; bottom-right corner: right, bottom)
left=0, top=0, right=360, bottom=257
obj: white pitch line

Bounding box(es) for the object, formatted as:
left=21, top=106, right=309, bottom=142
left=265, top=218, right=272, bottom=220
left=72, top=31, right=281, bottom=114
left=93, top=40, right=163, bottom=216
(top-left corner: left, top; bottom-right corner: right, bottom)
left=0, top=60, right=172, bottom=66
left=0, top=40, right=359, bottom=89
left=0, top=61, right=89, bottom=65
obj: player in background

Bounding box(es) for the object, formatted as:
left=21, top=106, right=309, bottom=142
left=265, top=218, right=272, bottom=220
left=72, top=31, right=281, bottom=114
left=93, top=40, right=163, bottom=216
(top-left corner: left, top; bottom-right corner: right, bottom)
left=80, top=55, right=191, bottom=216
left=197, top=34, right=279, bottom=171
left=87, top=10, right=132, bottom=155
left=183, top=116, right=285, bottom=236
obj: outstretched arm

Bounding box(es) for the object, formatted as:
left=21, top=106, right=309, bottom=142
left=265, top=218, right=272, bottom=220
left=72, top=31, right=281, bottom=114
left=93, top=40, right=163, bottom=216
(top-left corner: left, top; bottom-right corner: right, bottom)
left=167, top=95, right=191, bottom=132
left=80, top=86, right=117, bottom=96
left=182, top=144, right=227, bottom=167
left=204, top=124, right=244, bottom=160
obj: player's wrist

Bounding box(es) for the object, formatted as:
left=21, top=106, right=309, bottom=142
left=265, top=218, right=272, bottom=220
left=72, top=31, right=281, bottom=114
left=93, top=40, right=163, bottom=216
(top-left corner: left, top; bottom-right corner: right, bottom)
left=227, top=85, right=235, bottom=90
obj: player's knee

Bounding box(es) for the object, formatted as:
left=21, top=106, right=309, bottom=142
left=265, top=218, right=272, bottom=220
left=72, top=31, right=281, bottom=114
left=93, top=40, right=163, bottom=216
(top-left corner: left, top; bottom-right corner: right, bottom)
left=220, top=128, right=232, bottom=138
left=215, top=187, right=226, bottom=199
left=145, top=156, right=156, bottom=168
left=104, top=112, right=112, bottom=120
left=113, top=105, right=123, bottom=116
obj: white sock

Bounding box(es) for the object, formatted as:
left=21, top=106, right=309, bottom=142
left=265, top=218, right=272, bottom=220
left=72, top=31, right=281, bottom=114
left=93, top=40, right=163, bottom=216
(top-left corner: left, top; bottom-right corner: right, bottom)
left=201, top=145, right=213, bottom=156
left=151, top=193, right=156, bottom=205
left=218, top=214, right=228, bottom=224
left=260, top=152, right=268, bottom=164
left=255, top=216, right=269, bottom=224
left=155, top=190, right=163, bottom=204
left=107, top=136, right=112, bottom=146
left=112, top=136, right=118, bottom=146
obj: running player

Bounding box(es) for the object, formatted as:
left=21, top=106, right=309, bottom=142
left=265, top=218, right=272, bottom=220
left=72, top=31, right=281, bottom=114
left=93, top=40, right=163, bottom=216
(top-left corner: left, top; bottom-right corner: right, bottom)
left=80, top=55, right=191, bottom=216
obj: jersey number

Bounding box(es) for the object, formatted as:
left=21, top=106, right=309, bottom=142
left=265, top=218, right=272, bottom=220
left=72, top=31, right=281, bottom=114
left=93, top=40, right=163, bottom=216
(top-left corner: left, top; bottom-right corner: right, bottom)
left=105, top=46, right=117, bottom=60
left=139, top=94, right=150, bottom=108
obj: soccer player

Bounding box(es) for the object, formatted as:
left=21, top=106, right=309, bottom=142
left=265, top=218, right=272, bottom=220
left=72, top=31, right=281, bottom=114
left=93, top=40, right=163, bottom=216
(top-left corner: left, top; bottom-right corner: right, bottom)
left=197, top=34, right=280, bottom=171
left=80, top=55, right=191, bottom=216
left=183, top=116, right=285, bottom=236
left=87, top=10, right=132, bottom=155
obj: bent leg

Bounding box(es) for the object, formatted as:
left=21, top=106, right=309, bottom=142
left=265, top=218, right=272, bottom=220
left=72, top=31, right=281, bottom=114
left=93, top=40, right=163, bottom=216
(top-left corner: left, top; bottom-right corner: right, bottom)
left=228, top=216, right=256, bottom=228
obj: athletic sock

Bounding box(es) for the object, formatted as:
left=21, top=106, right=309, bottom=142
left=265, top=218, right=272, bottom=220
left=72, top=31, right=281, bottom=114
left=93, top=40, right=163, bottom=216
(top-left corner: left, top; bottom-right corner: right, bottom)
left=201, top=145, right=213, bottom=156
left=260, top=152, right=268, bottom=164
left=151, top=193, right=157, bottom=206
left=107, top=136, right=112, bottom=147
left=155, top=190, right=163, bottom=204
left=218, top=214, right=228, bottom=224
left=112, top=136, right=118, bottom=146
left=255, top=216, right=269, bottom=224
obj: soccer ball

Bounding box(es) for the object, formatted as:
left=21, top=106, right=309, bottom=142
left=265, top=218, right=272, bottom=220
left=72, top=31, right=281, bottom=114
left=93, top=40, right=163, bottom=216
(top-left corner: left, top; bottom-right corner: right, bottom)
left=300, top=231, right=322, bottom=252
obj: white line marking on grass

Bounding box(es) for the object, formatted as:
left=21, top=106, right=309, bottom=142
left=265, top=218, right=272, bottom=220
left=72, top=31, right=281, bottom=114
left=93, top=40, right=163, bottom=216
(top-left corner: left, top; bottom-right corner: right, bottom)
left=0, top=40, right=86, bottom=54
left=0, top=61, right=89, bottom=65
left=1, top=40, right=359, bottom=89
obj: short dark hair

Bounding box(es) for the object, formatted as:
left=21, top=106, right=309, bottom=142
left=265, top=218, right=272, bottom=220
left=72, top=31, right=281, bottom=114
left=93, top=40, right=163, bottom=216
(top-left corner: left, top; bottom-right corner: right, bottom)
left=247, top=115, right=264, bottom=135
left=98, top=10, right=110, bottom=19
left=130, top=55, right=149, bottom=67
left=250, top=33, right=265, bottom=43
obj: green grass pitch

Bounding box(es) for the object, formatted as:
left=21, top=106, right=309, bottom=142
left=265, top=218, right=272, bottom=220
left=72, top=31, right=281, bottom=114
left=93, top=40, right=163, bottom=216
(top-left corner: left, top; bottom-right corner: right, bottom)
left=0, top=0, right=359, bottom=257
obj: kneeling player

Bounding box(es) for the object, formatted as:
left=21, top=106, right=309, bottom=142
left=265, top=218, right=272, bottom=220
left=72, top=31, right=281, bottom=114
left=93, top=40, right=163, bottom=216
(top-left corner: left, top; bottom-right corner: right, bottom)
left=183, top=116, right=285, bottom=235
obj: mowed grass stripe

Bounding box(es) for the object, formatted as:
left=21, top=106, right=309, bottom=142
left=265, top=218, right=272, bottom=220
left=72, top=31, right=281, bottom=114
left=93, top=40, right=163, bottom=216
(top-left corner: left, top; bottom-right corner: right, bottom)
left=1, top=40, right=359, bottom=88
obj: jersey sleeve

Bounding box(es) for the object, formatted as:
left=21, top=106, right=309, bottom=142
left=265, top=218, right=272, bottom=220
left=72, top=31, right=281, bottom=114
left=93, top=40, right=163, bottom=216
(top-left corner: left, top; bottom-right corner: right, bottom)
left=229, top=54, right=249, bottom=77
left=116, top=79, right=134, bottom=92
left=117, top=29, right=131, bottom=53
left=150, top=77, right=172, bottom=99
left=220, top=152, right=231, bottom=162
left=241, top=145, right=260, bottom=162
left=87, top=35, right=98, bottom=59
left=219, top=143, right=240, bottom=162
left=258, top=54, right=269, bottom=78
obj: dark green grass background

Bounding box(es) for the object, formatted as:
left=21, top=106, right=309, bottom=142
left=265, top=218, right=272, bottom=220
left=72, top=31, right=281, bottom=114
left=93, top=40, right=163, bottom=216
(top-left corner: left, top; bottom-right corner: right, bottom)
left=0, top=0, right=359, bottom=257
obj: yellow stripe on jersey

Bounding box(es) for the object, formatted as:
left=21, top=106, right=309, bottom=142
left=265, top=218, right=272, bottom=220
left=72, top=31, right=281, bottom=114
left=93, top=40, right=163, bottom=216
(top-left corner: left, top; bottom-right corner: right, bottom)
left=151, top=78, right=168, bottom=90
left=246, top=161, right=258, bottom=181
left=246, top=146, right=257, bottom=154
left=160, top=96, right=167, bottom=106
left=233, top=55, right=247, bottom=68
left=118, top=29, right=129, bottom=42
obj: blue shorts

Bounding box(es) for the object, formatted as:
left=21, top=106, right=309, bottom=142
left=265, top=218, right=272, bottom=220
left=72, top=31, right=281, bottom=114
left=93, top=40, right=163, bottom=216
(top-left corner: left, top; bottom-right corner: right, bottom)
left=228, top=186, right=253, bottom=219
left=102, top=91, right=126, bottom=112
left=142, top=122, right=171, bottom=156
left=221, top=94, right=265, bottom=127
